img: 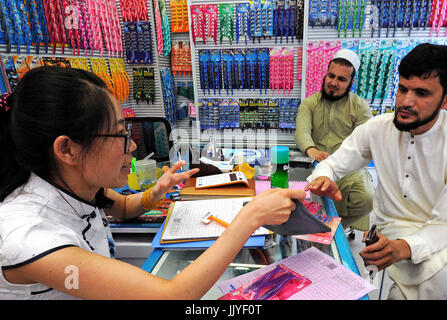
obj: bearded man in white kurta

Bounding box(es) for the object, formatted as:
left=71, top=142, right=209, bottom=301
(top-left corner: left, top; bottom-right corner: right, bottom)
left=305, top=43, right=447, bottom=299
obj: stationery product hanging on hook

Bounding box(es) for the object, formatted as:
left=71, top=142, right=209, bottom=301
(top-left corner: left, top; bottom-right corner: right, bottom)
left=190, top=4, right=217, bottom=45
left=171, top=40, right=191, bottom=76
left=219, top=3, right=234, bottom=44
left=159, top=0, right=171, bottom=56
left=235, top=3, right=251, bottom=45
left=170, top=0, right=188, bottom=32
left=120, top=0, right=148, bottom=22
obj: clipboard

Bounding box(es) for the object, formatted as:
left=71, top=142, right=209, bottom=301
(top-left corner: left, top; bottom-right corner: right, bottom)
left=160, top=198, right=269, bottom=244
left=263, top=199, right=331, bottom=236
left=160, top=203, right=213, bottom=244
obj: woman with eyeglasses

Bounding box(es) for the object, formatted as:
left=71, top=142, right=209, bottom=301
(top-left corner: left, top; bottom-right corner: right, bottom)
left=0, top=66, right=305, bottom=299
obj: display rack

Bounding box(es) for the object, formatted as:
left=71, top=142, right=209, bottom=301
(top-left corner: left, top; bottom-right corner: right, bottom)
left=182, top=0, right=447, bottom=151
left=122, top=0, right=169, bottom=118
left=1, top=0, right=446, bottom=154
left=302, top=0, right=447, bottom=115
left=0, top=0, right=133, bottom=112
left=187, top=0, right=305, bottom=149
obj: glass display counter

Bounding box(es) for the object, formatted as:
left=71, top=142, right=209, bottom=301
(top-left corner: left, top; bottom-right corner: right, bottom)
left=141, top=182, right=365, bottom=299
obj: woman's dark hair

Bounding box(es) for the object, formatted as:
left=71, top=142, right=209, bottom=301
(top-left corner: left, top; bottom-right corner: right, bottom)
left=0, top=66, right=117, bottom=202
left=399, top=43, right=447, bottom=96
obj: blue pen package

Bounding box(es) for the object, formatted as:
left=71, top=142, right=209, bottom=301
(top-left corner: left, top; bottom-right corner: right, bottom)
left=235, top=3, right=251, bottom=44
left=262, top=0, right=274, bottom=36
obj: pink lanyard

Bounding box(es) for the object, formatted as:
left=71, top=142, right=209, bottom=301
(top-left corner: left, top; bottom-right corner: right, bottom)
left=121, top=0, right=148, bottom=21
left=438, top=0, right=447, bottom=37
left=99, top=0, right=112, bottom=56
left=154, top=0, right=164, bottom=55
left=64, top=0, right=76, bottom=55
left=430, top=0, right=441, bottom=37
left=296, top=46, right=302, bottom=86
left=89, top=0, right=103, bottom=56
left=75, top=0, right=88, bottom=56
left=80, top=0, right=94, bottom=55
left=110, top=1, right=123, bottom=57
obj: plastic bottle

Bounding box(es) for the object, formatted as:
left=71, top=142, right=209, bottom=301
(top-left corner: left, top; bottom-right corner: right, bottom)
left=270, top=146, right=289, bottom=189
left=128, top=157, right=140, bottom=190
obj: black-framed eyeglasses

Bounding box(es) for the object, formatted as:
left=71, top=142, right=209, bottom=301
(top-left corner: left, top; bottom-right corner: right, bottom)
left=92, top=122, right=133, bottom=154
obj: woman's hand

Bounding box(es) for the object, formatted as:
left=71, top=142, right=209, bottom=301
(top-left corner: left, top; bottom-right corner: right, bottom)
left=150, top=160, right=199, bottom=202
left=239, top=188, right=307, bottom=230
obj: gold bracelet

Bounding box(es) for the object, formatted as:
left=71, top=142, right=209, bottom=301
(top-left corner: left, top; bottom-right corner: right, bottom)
left=141, top=186, right=165, bottom=210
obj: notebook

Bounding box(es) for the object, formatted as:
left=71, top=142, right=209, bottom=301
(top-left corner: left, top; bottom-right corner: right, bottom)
left=180, top=177, right=256, bottom=200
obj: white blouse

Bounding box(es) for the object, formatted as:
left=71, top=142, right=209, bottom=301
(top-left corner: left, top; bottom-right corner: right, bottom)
left=0, top=173, right=115, bottom=299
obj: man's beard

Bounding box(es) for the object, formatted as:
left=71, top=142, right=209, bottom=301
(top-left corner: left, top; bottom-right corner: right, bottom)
left=393, top=104, right=441, bottom=132
left=321, top=77, right=352, bottom=102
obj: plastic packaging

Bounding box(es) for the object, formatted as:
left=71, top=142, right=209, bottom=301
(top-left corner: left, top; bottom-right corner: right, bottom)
left=219, top=264, right=311, bottom=300
left=270, top=146, right=289, bottom=189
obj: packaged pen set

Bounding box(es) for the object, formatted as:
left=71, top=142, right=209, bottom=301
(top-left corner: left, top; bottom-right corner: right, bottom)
left=198, top=98, right=299, bottom=130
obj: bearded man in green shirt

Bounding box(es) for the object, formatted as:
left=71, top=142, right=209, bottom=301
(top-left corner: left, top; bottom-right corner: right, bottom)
left=295, top=49, right=375, bottom=232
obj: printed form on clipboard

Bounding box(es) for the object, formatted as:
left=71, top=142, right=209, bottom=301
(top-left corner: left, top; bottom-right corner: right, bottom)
left=160, top=197, right=269, bottom=243
left=196, top=172, right=250, bottom=189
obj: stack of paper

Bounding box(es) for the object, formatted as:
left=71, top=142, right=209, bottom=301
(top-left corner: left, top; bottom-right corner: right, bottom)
left=218, top=247, right=375, bottom=300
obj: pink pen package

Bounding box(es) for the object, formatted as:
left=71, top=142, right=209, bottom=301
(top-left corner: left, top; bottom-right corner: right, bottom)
left=218, top=264, right=311, bottom=300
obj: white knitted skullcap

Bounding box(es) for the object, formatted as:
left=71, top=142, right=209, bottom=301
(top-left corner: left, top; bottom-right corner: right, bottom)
left=331, top=49, right=360, bottom=73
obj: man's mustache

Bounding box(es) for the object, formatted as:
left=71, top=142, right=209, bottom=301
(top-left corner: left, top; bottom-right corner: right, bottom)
left=396, top=106, right=418, bottom=116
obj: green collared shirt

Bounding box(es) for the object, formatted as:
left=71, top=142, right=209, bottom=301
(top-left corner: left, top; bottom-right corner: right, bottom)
left=294, top=91, right=372, bottom=155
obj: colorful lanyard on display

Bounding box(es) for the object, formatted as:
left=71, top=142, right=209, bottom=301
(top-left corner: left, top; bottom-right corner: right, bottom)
left=38, top=0, right=50, bottom=53
left=100, top=0, right=112, bottom=56
left=18, top=0, right=32, bottom=54
left=8, top=0, right=23, bottom=54
left=154, top=0, right=164, bottom=55
left=64, top=0, right=76, bottom=55
left=0, top=0, right=12, bottom=53
left=437, top=0, right=447, bottom=36
left=76, top=0, right=88, bottom=56
left=296, top=46, right=302, bottom=85
left=55, top=0, right=66, bottom=54
left=159, top=0, right=171, bottom=56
